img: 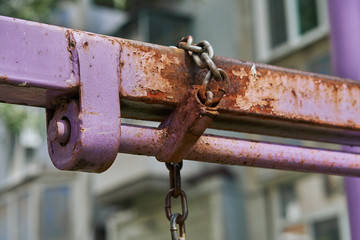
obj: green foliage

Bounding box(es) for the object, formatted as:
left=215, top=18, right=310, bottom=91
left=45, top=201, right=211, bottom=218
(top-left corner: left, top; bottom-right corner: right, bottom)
left=0, top=0, right=74, bottom=22
left=0, top=103, right=44, bottom=136
left=0, top=104, right=28, bottom=135
left=0, top=0, right=62, bottom=136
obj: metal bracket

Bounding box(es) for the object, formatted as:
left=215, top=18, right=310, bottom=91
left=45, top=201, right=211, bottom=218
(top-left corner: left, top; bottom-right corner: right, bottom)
left=156, top=87, right=218, bottom=163
left=46, top=32, right=121, bottom=172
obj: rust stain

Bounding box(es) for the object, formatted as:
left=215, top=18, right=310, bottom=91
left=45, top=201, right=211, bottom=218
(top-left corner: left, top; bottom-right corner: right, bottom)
left=83, top=41, right=89, bottom=49
left=113, top=35, right=360, bottom=131
left=0, top=75, right=8, bottom=82
left=67, top=34, right=76, bottom=50
left=145, top=90, right=169, bottom=103
left=82, top=110, right=101, bottom=115
left=65, top=30, right=80, bottom=89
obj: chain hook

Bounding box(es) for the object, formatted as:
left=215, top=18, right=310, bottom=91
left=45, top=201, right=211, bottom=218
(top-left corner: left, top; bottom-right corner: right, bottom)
left=170, top=213, right=186, bottom=240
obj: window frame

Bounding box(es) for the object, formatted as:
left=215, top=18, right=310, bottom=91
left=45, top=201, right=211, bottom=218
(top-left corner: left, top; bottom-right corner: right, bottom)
left=252, top=0, right=329, bottom=62
left=0, top=180, right=76, bottom=240
left=269, top=178, right=350, bottom=240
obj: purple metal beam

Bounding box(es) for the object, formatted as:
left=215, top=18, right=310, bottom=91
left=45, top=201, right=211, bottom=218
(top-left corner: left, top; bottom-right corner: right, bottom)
left=2, top=15, right=360, bottom=176
left=2, top=16, right=360, bottom=146
left=119, top=124, right=360, bottom=177
left=328, top=1, right=360, bottom=239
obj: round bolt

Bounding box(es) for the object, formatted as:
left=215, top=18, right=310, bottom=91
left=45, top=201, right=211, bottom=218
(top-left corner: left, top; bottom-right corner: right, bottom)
left=48, top=118, right=71, bottom=145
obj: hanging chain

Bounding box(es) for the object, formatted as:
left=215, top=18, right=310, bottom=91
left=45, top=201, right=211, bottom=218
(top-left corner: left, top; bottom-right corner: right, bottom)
left=178, top=36, right=229, bottom=107
left=165, top=161, right=188, bottom=240
left=163, top=36, right=228, bottom=240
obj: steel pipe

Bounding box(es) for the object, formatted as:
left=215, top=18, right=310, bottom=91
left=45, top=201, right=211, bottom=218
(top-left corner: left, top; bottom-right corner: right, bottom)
left=119, top=124, right=360, bottom=177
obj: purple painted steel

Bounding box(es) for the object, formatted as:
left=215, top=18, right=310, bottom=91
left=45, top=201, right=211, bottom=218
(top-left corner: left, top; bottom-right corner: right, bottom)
left=119, top=124, right=360, bottom=177
left=46, top=28, right=121, bottom=172
left=329, top=1, right=360, bottom=239
left=119, top=124, right=164, bottom=156
left=3, top=16, right=360, bottom=146
left=0, top=16, right=75, bottom=107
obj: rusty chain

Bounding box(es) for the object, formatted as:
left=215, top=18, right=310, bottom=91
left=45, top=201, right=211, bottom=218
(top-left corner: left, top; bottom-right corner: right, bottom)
left=178, top=36, right=229, bottom=107
left=165, top=161, right=188, bottom=240
left=163, top=36, right=228, bottom=240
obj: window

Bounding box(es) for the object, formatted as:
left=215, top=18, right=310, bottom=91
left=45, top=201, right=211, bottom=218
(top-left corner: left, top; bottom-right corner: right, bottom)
left=270, top=176, right=349, bottom=240
left=253, top=0, right=328, bottom=61
left=313, top=217, right=340, bottom=240
left=113, top=9, right=192, bottom=46
left=298, top=0, right=319, bottom=34
left=268, top=0, right=287, bottom=48
left=279, top=183, right=300, bottom=221
left=40, top=186, right=72, bottom=240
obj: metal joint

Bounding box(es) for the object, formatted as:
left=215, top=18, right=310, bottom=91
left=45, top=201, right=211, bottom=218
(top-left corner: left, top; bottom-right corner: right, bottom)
left=46, top=31, right=121, bottom=173
left=156, top=87, right=219, bottom=163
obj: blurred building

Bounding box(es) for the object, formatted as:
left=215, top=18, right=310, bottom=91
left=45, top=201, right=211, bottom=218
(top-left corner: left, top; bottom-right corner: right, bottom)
left=0, top=0, right=349, bottom=240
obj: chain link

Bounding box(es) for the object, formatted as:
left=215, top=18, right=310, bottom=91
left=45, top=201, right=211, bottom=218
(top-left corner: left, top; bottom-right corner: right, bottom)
left=165, top=161, right=183, bottom=197
left=164, top=36, right=229, bottom=240
left=178, top=36, right=229, bottom=107
left=165, top=161, right=188, bottom=240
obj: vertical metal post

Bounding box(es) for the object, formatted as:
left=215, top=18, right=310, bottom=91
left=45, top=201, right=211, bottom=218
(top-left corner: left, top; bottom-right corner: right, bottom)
left=328, top=1, right=360, bottom=239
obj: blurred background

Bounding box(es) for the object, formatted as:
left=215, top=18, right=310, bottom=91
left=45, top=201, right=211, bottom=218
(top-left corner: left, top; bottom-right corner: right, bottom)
left=0, top=0, right=348, bottom=239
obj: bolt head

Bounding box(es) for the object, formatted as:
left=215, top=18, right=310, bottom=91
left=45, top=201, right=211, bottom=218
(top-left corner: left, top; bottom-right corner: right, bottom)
left=47, top=118, right=71, bottom=145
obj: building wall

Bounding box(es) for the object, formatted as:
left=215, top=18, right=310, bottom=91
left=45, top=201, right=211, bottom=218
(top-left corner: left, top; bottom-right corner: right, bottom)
left=243, top=0, right=348, bottom=239
left=271, top=38, right=331, bottom=74
left=104, top=172, right=247, bottom=240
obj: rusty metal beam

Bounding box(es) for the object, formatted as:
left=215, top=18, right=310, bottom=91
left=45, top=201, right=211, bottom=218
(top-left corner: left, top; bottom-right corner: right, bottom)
left=1, top=16, right=360, bottom=146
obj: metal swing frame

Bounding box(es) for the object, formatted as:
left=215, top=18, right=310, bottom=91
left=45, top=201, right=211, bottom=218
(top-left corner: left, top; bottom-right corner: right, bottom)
left=1, top=0, right=360, bottom=238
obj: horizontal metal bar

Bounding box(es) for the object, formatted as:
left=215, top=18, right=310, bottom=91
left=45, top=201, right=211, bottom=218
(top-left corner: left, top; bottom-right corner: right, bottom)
left=119, top=124, right=360, bottom=177
left=2, top=16, right=360, bottom=146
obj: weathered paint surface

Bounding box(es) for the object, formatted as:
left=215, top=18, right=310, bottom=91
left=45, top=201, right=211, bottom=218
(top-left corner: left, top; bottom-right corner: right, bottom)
left=119, top=124, right=360, bottom=177
left=2, top=16, right=360, bottom=176
left=118, top=39, right=360, bottom=130
left=1, top=16, right=360, bottom=145
left=45, top=30, right=121, bottom=172
left=156, top=87, right=218, bottom=163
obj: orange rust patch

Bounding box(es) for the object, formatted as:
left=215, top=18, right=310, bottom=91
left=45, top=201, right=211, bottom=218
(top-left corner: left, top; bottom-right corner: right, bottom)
left=145, top=90, right=169, bottom=103
left=83, top=41, right=89, bottom=49
left=0, top=75, right=8, bottom=82
left=249, top=101, right=274, bottom=114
